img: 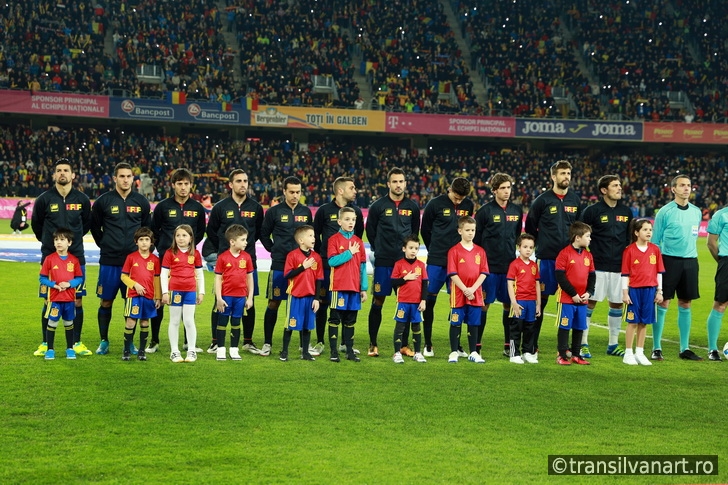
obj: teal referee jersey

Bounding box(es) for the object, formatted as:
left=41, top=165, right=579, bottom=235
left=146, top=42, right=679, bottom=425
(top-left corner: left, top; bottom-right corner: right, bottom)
left=652, top=201, right=701, bottom=258
left=707, top=207, right=728, bottom=257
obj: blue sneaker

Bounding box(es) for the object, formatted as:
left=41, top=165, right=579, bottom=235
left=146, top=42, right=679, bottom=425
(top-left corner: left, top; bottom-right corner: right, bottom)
left=96, top=340, right=109, bottom=355
left=580, top=344, right=592, bottom=358
left=66, top=348, right=77, bottom=360
left=606, top=344, right=625, bottom=357
left=130, top=343, right=138, bottom=355
left=45, top=349, right=56, bottom=360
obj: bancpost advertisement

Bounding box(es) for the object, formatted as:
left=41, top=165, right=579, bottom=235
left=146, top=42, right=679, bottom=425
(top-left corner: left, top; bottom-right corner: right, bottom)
left=251, top=106, right=385, bottom=131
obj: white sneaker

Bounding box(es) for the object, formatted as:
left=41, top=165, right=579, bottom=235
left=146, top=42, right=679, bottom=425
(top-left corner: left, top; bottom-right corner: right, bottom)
left=339, top=344, right=360, bottom=355
left=217, top=347, right=227, bottom=361
left=259, top=343, right=272, bottom=356
left=229, top=347, right=241, bottom=361
left=510, top=355, right=525, bottom=364
left=184, top=351, right=197, bottom=363
left=307, top=345, right=321, bottom=357
left=468, top=351, right=485, bottom=364
left=206, top=342, right=218, bottom=354
left=170, top=351, right=183, bottom=363
left=423, top=346, right=435, bottom=358
left=523, top=352, right=539, bottom=364
left=448, top=351, right=459, bottom=363
left=242, top=343, right=260, bottom=355
left=413, top=352, right=427, bottom=363
left=145, top=342, right=159, bottom=353
left=634, top=353, right=652, bottom=366
left=393, top=352, right=404, bottom=364
left=623, top=353, right=638, bottom=365
left=457, top=348, right=469, bottom=358
left=312, top=342, right=325, bottom=355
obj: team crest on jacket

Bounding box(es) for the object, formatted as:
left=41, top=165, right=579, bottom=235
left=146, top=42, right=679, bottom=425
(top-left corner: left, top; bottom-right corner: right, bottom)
left=226, top=210, right=234, bottom=218
left=415, top=267, right=422, bottom=275
left=50, top=203, right=59, bottom=212
left=549, top=206, right=557, bottom=214
left=443, top=209, right=451, bottom=216
left=111, top=206, right=120, bottom=214
left=169, top=209, right=178, bottom=217
left=239, top=260, right=247, bottom=269
left=531, top=266, right=537, bottom=275
left=493, top=215, right=501, bottom=222
left=475, top=254, right=481, bottom=264
left=311, top=261, right=318, bottom=270
left=146, top=261, right=155, bottom=271
left=66, top=262, right=75, bottom=272
left=188, top=256, right=195, bottom=264
left=650, top=255, right=656, bottom=265
left=281, top=215, right=289, bottom=222
left=584, top=258, right=590, bottom=266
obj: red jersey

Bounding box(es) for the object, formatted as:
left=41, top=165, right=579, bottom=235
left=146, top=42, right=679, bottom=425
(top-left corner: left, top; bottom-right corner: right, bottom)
left=555, top=245, right=596, bottom=304
left=122, top=251, right=160, bottom=299
left=447, top=242, right=489, bottom=307
left=507, top=257, right=540, bottom=301
left=162, top=248, right=202, bottom=292
left=621, top=242, right=665, bottom=288
left=392, top=258, right=428, bottom=304
left=215, top=249, right=254, bottom=297
left=328, top=232, right=366, bottom=292
left=284, top=248, right=324, bottom=297
left=40, top=252, right=83, bottom=303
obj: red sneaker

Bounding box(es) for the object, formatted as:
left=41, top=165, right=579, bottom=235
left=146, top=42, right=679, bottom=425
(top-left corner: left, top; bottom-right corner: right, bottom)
left=571, top=355, right=591, bottom=365
left=556, top=355, right=572, bottom=365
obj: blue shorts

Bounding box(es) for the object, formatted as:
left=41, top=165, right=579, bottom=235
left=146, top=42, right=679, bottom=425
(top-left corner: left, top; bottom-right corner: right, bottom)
left=97, top=265, right=125, bottom=300
left=330, top=290, right=361, bottom=311
left=482, top=272, right=509, bottom=305
left=426, top=265, right=450, bottom=295
left=40, top=265, right=86, bottom=299
left=539, top=260, right=558, bottom=296
left=556, top=303, right=587, bottom=331
left=218, top=296, right=247, bottom=318
left=169, top=291, right=196, bottom=306
left=512, top=300, right=537, bottom=322
left=394, top=302, right=423, bottom=323
left=373, top=266, right=394, bottom=296
left=124, top=297, right=157, bottom=320
left=266, top=270, right=287, bottom=301
left=450, top=305, right=482, bottom=326
left=46, top=301, right=75, bottom=323
left=286, top=295, right=316, bottom=331
left=625, top=287, right=656, bottom=325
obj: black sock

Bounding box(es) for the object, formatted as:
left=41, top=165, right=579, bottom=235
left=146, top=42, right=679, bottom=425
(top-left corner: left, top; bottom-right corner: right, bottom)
left=328, top=323, right=339, bottom=354
left=282, top=329, right=292, bottom=353
left=315, top=305, right=328, bottom=344
left=557, top=328, right=570, bottom=358
left=343, top=325, right=355, bottom=354
left=393, top=320, right=406, bottom=353
left=73, top=305, right=84, bottom=343
left=47, top=324, right=57, bottom=349
left=242, top=306, right=255, bottom=343
left=139, top=325, right=149, bottom=350
left=533, top=296, right=548, bottom=352
left=216, top=315, right=230, bottom=348
left=124, top=326, right=135, bottom=352
left=467, top=325, right=478, bottom=353
left=64, top=324, right=74, bottom=349
left=230, top=317, right=241, bottom=347
left=571, top=329, right=584, bottom=355
left=509, top=318, right=523, bottom=357
left=411, top=322, right=422, bottom=353
left=151, top=307, right=164, bottom=344
left=401, top=322, right=410, bottom=348
left=98, top=307, right=111, bottom=341
left=210, top=308, right=218, bottom=345
left=423, top=297, right=435, bottom=348
left=264, top=307, right=278, bottom=345
left=449, top=325, right=460, bottom=352
left=41, top=304, right=49, bottom=342
left=368, top=304, right=382, bottom=346
left=301, top=330, right=311, bottom=356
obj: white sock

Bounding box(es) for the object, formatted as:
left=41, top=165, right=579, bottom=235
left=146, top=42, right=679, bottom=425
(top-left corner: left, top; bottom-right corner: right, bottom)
left=582, top=325, right=589, bottom=345
left=624, top=348, right=634, bottom=356
left=635, top=347, right=644, bottom=356
left=182, top=304, right=197, bottom=350
left=168, top=306, right=182, bottom=353
left=608, top=314, right=621, bottom=345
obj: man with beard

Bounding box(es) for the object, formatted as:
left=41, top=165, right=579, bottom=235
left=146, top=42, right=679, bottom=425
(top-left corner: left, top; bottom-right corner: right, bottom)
left=31, top=159, right=92, bottom=357
left=578, top=175, right=632, bottom=358
left=91, top=162, right=152, bottom=355
left=524, top=160, right=582, bottom=356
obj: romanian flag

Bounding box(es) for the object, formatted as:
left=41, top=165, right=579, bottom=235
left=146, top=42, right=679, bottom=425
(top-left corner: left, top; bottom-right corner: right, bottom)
left=92, top=22, right=102, bottom=34
left=221, top=102, right=232, bottom=111
left=246, top=97, right=258, bottom=110
left=167, top=91, right=187, bottom=104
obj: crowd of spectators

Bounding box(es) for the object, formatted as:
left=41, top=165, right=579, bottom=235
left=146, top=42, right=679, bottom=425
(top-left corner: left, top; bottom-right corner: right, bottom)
left=2, top=124, right=727, bottom=219
left=2, top=0, right=728, bottom=121
left=353, top=0, right=479, bottom=114
left=233, top=0, right=361, bottom=108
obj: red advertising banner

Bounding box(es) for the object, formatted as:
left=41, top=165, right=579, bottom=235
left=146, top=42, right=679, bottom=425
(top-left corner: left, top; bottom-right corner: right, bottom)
left=0, top=90, right=109, bottom=118
left=643, top=122, right=728, bottom=144
left=385, top=113, right=515, bottom=137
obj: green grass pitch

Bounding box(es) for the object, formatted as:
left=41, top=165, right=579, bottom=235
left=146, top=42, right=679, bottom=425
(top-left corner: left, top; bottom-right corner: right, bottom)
left=1, top=220, right=726, bottom=484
